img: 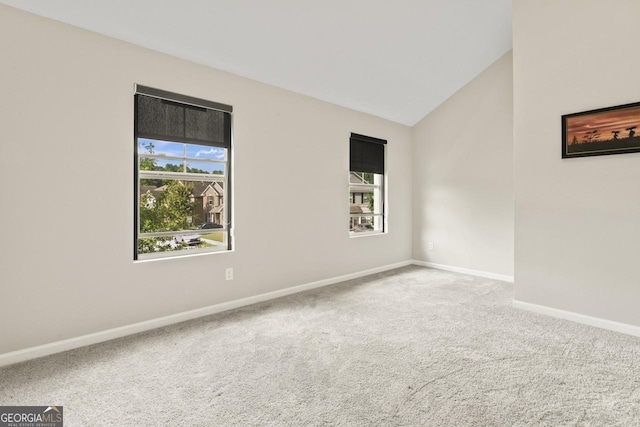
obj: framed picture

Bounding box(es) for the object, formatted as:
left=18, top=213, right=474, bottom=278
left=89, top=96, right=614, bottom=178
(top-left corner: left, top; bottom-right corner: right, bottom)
left=562, top=101, right=640, bottom=158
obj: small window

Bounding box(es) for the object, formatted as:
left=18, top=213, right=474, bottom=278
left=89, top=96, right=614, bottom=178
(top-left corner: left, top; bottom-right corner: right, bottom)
left=349, top=133, right=386, bottom=234
left=134, top=85, right=233, bottom=260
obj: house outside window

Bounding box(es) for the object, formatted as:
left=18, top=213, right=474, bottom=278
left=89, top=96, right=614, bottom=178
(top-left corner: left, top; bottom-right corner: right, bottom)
left=349, top=133, right=386, bottom=234
left=134, top=85, right=232, bottom=260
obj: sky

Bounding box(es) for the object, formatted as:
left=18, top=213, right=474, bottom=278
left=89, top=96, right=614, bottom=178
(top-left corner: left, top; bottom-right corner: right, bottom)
left=138, top=138, right=225, bottom=173
left=566, top=105, right=640, bottom=144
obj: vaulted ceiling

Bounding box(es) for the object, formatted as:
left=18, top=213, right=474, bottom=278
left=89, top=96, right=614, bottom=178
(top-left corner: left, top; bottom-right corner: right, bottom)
left=0, top=0, right=512, bottom=126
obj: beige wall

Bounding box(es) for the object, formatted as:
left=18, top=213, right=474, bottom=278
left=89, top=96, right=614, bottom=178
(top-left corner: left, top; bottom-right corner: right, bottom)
left=513, top=1, right=640, bottom=324
left=412, top=51, right=514, bottom=276
left=0, top=6, right=413, bottom=354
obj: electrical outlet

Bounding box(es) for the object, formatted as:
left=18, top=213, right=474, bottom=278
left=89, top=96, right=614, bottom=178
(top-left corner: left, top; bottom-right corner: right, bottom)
left=225, top=267, right=234, bottom=281
left=428, top=242, right=434, bottom=251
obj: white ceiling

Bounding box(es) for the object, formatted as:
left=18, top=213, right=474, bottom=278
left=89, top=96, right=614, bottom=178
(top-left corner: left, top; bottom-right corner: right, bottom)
left=0, top=0, right=512, bottom=126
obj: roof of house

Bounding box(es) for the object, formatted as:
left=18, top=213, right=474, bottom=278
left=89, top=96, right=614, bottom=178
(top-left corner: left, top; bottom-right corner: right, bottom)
left=350, top=172, right=375, bottom=194
left=350, top=205, right=372, bottom=214
left=193, top=180, right=224, bottom=196
left=349, top=172, right=367, bottom=185
left=140, top=185, right=156, bottom=194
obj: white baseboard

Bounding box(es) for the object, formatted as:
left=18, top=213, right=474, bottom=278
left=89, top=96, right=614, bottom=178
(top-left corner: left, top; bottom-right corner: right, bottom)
left=0, top=260, right=413, bottom=368
left=412, top=260, right=514, bottom=283
left=513, top=299, right=640, bottom=338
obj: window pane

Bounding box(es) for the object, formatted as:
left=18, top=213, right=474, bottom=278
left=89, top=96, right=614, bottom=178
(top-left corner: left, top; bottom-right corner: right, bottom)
left=349, top=215, right=383, bottom=233
left=349, top=171, right=384, bottom=234
left=186, top=160, right=225, bottom=175
left=138, top=139, right=184, bottom=158
left=199, top=231, right=226, bottom=245
left=139, top=177, right=226, bottom=233
left=185, top=145, right=226, bottom=161
left=140, top=157, right=184, bottom=172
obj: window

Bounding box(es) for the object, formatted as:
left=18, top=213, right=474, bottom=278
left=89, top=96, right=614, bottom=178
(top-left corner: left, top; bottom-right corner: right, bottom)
left=134, top=85, right=232, bottom=260
left=349, top=133, right=386, bottom=234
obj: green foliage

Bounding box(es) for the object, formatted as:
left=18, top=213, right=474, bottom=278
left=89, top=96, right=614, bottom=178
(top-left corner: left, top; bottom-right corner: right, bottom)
left=161, top=181, right=196, bottom=230
left=137, top=237, right=184, bottom=254
left=162, top=163, right=181, bottom=172
left=140, top=181, right=196, bottom=233
left=139, top=142, right=164, bottom=187
left=366, top=193, right=374, bottom=211
left=139, top=142, right=157, bottom=171
left=201, top=232, right=224, bottom=243
left=140, top=192, right=162, bottom=232
left=137, top=237, right=157, bottom=254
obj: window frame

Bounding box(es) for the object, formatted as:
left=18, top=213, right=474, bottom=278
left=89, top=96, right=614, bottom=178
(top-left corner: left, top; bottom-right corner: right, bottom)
left=134, top=85, right=233, bottom=261
left=349, top=133, right=387, bottom=236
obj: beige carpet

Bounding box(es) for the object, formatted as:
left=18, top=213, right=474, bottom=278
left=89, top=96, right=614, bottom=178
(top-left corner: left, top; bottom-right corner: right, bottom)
left=2, top=266, right=640, bottom=426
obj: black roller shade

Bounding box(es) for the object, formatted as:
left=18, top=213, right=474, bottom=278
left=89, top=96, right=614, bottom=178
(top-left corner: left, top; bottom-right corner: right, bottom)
left=136, top=93, right=231, bottom=148
left=350, top=133, right=386, bottom=174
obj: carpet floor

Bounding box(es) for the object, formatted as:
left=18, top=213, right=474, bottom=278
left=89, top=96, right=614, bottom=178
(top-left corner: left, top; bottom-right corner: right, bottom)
left=2, top=266, right=640, bottom=426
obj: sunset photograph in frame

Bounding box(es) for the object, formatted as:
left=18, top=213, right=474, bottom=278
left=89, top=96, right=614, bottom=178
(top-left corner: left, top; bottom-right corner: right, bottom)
left=562, top=101, right=640, bottom=158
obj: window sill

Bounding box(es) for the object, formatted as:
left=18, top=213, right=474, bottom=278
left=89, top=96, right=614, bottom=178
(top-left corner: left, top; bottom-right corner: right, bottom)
left=134, top=247, right=233, bottom=263
left=349, top=231, right=386, bottom=238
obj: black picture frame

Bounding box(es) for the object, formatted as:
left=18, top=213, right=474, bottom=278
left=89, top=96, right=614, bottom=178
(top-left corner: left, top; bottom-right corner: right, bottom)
left=562, top=101, right=640, bottom=158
